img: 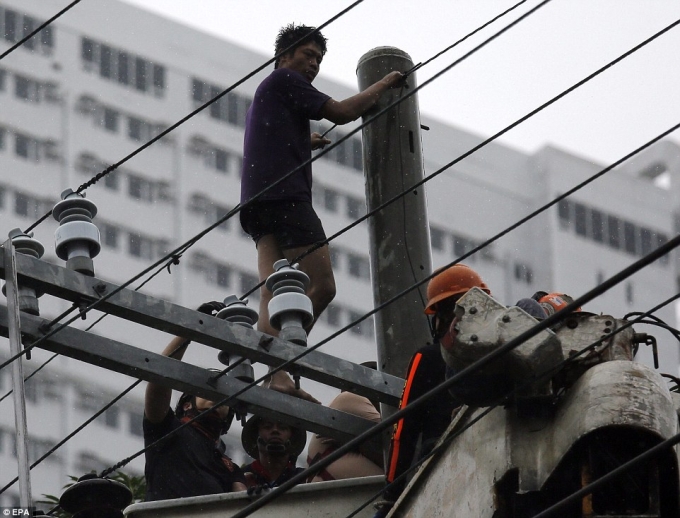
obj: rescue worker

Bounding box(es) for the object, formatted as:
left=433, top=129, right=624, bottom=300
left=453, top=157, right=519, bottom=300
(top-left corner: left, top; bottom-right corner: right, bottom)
left=241, top=415, right=307, bottom=491
left=143, top=302, right=247, bottom=500
left=307, top=362, right=384, bottom=482
left=374, top=264, right=490, bottom=517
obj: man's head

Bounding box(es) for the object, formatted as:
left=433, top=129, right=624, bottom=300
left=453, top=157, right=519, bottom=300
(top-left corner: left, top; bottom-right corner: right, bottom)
left=175, top=393, right=234, bottom=433
left=275, top=23, right=327, bottom=77
left=242, top=415, right=307, bottom=460
left=425, top=264, right=490, bottom=340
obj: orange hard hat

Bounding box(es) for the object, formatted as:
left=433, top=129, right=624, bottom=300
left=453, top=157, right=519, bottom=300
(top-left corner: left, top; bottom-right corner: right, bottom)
left=424, top=264, right=490, bottom=315
left=537, top=292, right=581, bottom=316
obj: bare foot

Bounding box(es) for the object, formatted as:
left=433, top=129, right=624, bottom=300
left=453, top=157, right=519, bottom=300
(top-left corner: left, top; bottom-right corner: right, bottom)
left=264, top=369, right=321, bottom=404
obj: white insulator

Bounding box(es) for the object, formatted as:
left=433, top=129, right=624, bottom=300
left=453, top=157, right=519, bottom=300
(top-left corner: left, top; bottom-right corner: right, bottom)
left=54, top=220, right=101, bottom=260
left=53, top=189, right=101, bottom=276
left=268, top=291, right=314, bottom=330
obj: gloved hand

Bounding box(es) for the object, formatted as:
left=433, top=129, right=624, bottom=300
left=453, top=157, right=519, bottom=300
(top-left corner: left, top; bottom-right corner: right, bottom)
left=247, top=483, right=272, bottom=500
left=372, top=500, right=394, bottom=518
left=197, top=301, right=226, bottom=316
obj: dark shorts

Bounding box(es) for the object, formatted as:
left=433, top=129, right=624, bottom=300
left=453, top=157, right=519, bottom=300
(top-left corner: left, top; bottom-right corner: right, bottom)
left=240, top=200, right=327, bottom=250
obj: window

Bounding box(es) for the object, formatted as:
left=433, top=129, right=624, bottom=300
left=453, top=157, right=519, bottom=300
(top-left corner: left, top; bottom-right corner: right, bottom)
left=348, top=311, right=374, bottom=338
left=101, top=223, right=119, bottom=249
left=0, top=127, right=5, bottom=150
left=192, top=76, right=253, bottom=128
left=128, top=411, right=143, bottom=437
left=574, top=203, right=587, bottom=237
left=4, top=10, right=18, bottom=43
left=346, top=196, right=365, bottom=219
left=514, top=262, right=533, bottom=284
left=323, top=188, right=338, bottom=212
left=623, top=221, right=637, bottom=255
left=14, top=192, right=29, bottom=216
left=80, top=37, right=166, bottom=96
left=607, top=215, right=621, bottom=249
left=128, top=117, right=142, bottom=141
left=22, top=15, right=35, bottom=50
left=430, top=226, right=445, bottom=251
left=591, top=209, right=604, bottom=243
left=128, top=233, right=155, bottom=259
left=215, top=148, right=229, bottom=172
left=117, top=52, right=129, bottom=85
left=240, top=273, right=259, bottom=297
left=325, top=304, right=341, bottom=327
left=128, top=174, right=154, bottom=201
left=557, top=198, right=571, bottom=229
left=640, top=227, right=653, bottom=256
left=14, top=75, right=41, bottom=102
left=0, top=185, right=5, bottom=210
left=100, top=44, right=112, bottom=78
left=103, top=108, right=119, bottom=132
left=135, top=57, right=147, bottom=92
left=104, top=170, right=119, bottom=190
left=625, top=282, right=634, bottom=304
left=15, top=133, right=39, bottom=161
left=0, top=68, right=5, bottom=91
left=347, top=253, right=370, bottom=280
left=103, top=406, right=119, bottom=428
left=82, top=37, right=94, bottom=62
left=657, top=233, right=670, bottom=265
left=216, top=264, right=231, bottom=287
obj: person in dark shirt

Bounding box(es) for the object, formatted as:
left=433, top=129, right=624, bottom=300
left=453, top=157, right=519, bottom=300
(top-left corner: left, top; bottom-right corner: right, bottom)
left=240, top=23, right=404, bottom=344
left=240, top=415, right=306, bottom=491
left=143, top=302, right=247, bottom=501
left=375, top=264, right=491, bottom=517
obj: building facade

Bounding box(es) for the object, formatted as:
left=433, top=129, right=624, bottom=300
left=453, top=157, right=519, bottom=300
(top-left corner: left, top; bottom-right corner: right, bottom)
left=0, top=0, right=678, bottom=505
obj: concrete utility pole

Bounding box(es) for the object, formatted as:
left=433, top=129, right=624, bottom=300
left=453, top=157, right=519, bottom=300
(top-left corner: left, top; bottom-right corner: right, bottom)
left=4, top=240, right=32, bottom=508
left=357, top=47, right=433, bottom=384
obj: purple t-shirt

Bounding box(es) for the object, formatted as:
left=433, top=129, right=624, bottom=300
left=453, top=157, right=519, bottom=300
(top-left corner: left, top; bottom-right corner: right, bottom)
left=240, top=68, right=331, bottom=203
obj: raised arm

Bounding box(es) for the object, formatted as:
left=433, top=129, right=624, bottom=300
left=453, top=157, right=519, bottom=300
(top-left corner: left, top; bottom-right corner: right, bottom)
left=144, top=301, right=227, bottom=423
left=320, top=71, right=405, bottom=125
left=144, top=336, right=191, bottom=424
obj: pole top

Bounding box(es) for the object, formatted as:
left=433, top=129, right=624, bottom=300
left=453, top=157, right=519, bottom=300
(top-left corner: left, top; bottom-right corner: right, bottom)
left=357, top=46, right=413, bottom=71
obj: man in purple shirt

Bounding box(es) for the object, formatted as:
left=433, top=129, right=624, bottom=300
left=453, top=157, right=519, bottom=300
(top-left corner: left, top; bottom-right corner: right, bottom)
left=240, top=24, right=403, bottom=370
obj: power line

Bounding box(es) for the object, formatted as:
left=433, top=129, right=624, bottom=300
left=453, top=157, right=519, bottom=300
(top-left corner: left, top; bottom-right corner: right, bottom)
left=533, top=432, right=680, bottom=517
left=0, top=0, right=82, bottom=61
left=406, top=0, right=528, bottom=75
left=289, top=17, right=680, bottom=271
left=341, top=290, right=680, bottom=517
left=22, top=0, right=367, bottom=233
left=222, top=233, right=680, bottom=518
left=0, top=254, right=178, bottom=404
left=0, top=3, right=677, bottom=488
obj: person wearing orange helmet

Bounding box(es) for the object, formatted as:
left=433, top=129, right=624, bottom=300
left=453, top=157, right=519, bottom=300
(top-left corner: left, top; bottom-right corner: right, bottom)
left=375, top=264, right=490, bottom=517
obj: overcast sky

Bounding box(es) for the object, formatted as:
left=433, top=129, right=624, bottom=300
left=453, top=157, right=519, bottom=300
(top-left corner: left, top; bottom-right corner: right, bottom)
left=121, top=0, right=680, bottom=166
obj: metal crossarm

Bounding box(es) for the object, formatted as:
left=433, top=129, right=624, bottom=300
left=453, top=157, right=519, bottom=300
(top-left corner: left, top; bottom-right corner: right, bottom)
left=0, top=252, right=403, bottom=406
left=0, top=307, right=385, bottom=443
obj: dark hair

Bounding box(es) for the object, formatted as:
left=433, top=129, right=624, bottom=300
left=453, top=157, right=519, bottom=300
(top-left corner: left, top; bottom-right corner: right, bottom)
left=275, top=23, right=327, bottom=69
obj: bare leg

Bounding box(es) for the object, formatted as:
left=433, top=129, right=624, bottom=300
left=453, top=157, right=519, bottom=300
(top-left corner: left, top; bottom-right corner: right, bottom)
left=255, top=236, right=334, bottom=405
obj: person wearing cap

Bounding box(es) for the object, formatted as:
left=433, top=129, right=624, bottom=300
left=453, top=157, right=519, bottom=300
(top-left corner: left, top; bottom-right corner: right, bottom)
left=372, top=264, right=490, bottom=517
left=241, top=415, right=307, bottom=490
left=307, top=362, right=384, bottom=482
left=143, top=302, right=247, bottom=501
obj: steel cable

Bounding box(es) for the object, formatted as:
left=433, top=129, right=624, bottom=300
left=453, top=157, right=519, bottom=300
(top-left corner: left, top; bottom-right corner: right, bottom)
left=0, top=0, right=82, bottom=61
left=22, top=0, right=366, bottom=233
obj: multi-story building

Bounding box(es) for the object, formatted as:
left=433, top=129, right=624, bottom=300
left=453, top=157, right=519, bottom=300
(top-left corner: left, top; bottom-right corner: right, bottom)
left=0, top=0, right=678, bottom=505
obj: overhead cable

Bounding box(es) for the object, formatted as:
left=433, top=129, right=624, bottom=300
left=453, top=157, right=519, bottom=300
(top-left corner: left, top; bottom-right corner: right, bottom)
left=318, top=0, right=529, bottom=140
left=289, top=17, right=680, bottom=270
left=22, top=0, right=366, bottom=233
left=0, top=254, right=178, bottom=404
left=342, top=290, right=680, bottom=517
left=0, top=0, right=82, bottom=61
left=532, top=432, right=680, bottom=517
left=221, top=233, right=680, bottom=518
left=243, top=11, right=680, bottom=301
